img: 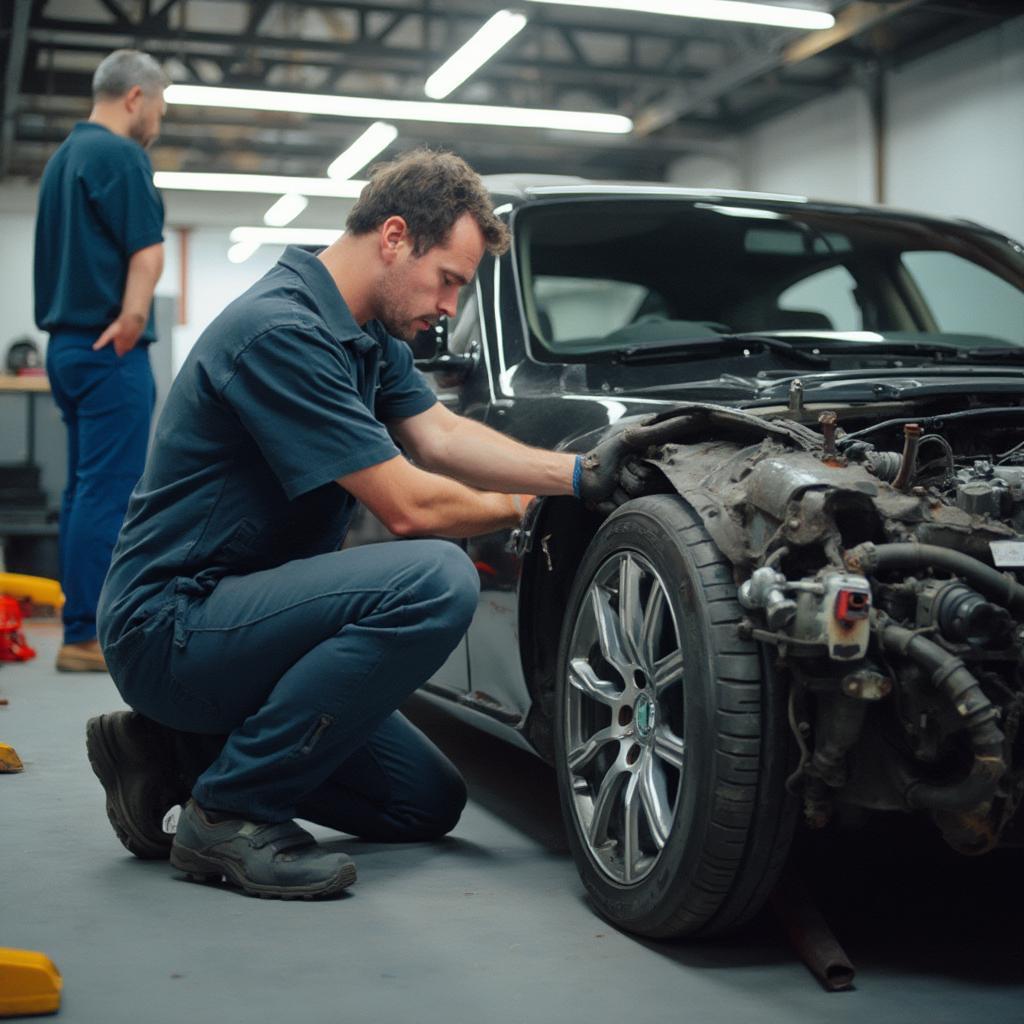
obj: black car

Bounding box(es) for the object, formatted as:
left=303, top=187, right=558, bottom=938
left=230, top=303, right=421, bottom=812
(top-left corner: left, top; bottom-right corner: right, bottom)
left=350, top=178, right=1024, bottom=939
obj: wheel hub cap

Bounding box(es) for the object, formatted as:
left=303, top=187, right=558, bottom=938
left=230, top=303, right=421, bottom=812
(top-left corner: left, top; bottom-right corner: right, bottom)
left=635, top=693, right=655, bottom=739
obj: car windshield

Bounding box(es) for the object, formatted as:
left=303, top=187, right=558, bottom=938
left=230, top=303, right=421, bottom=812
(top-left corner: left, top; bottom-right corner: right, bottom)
left=513, top=197, right=1024, bottom=359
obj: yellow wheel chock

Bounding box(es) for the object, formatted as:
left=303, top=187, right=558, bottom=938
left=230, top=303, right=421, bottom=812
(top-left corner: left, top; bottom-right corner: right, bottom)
left=0, top=744, right=23, bottom=773
left=0, top=948, right=62, bottom=1017
left=0, top=574, right=64, bottom=609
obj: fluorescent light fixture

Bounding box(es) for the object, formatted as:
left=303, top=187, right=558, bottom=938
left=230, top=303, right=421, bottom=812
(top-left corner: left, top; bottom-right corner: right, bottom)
left=522, top=0, right=834, bottom=31
left=227, top=240, right=260, bottom=263
left=154, top=171, right=367, bottom=197
left=425, top=10, right=528, bottom=100
left=165, top=83, right=632, bottom=134
left=263, top=192, right=309, bottom=226
left=229, top=226, right=342, bottom=246
left=327, top=122, right=398, bottom=180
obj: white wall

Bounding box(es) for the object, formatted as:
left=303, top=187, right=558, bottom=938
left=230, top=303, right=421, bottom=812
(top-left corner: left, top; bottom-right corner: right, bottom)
left=886, top=17, right=1024, bottom=239
left=743, top=86, right=875, bottom=204
left=743, top=15, right=1024, bottom=241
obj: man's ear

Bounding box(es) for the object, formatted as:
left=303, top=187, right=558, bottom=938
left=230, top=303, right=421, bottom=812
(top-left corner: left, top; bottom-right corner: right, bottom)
left=379, top=216, right=409, bottom=264
left=123, top=85, right=144, bottom=113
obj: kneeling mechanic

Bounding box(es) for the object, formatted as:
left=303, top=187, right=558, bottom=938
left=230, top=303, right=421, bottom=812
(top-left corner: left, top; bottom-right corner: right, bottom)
left=87, top=149, right=630, bottom=899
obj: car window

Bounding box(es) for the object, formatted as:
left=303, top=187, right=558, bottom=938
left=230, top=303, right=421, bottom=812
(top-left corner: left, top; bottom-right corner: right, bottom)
left=514, top=199, right=1024, bottom=358
left=533, top=276, right=650, bottom=344
left=902, top=250, right=1023, bottom=343
left=778, top=264, right=862, bottom=332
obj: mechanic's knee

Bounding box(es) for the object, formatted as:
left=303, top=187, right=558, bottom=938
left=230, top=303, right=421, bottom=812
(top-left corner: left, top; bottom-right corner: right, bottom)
left=395, top=767, right=468, bottom=841
left=411, top=541, right=480, bottom=635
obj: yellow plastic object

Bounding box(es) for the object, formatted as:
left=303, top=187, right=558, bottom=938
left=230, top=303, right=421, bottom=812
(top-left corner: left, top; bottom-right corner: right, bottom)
left=0, top=744, right=24, bottom=773
left=0, top=573, right=64, bottom=609
left=0, top=948, right=62, bottom=1017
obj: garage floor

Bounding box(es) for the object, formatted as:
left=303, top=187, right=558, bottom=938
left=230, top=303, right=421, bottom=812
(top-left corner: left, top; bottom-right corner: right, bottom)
left=3, top=620, right=1023, bottom=1024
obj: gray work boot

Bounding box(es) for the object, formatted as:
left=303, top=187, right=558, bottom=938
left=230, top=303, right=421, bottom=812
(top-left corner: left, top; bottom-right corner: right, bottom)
left=170, top=800, right=357, bottom=900
left=85, top=711, right=185, bottom=859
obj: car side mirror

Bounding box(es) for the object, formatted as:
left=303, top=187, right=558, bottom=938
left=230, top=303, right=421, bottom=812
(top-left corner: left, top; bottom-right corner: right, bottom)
left=413, top=318, right=476, bottom=383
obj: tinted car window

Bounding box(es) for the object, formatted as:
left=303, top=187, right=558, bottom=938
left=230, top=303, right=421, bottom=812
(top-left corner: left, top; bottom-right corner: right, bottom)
left=514, top=198, right=1024, bottom=358
left=901, top=250, right=1023, bottom=342
left=779, top=264, right=861, bottom=332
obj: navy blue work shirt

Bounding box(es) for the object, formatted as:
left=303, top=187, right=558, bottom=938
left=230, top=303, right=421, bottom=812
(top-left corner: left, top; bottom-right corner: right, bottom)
left=34, top=122, right=165, bottom=343
left=98, top=245, right=437, bottom=646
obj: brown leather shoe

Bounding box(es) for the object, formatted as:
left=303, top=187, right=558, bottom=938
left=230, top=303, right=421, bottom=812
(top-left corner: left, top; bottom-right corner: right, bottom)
left=56, top=639, right=107, bottom=672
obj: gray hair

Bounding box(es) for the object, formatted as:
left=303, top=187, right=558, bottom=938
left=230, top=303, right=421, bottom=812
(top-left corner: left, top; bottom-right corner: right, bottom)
left=92, top=50, right=168, bottom=99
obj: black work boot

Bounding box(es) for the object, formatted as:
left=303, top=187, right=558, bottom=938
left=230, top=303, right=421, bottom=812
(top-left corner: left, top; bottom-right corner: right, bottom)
left=170, top=800, right=357, bottom=900
left=85, top=711, right=186, bottom=860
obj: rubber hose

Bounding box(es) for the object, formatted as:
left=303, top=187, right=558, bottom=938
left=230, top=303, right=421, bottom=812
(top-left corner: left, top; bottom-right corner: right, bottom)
left=877, top=623, right=1006, bottom=811
left=849, top=542, right=1024, bottom=616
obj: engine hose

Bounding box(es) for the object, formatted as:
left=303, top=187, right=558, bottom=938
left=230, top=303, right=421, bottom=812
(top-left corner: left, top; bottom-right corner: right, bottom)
left=877, top=622, right=1006, bottom=811
left=848, top=542, right=1024, bottom=617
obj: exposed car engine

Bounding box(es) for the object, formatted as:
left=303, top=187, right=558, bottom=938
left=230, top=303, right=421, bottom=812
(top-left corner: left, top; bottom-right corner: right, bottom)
left=631, top=403, right=1024, bottom=857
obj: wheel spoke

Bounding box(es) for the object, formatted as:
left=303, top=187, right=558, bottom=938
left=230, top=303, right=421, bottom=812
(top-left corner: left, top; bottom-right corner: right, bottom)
left=567, top=726, right=620, bottom=773
left=589, top=765, right=627, bottom=849
left=639, top=584, right=665, bottom=672
left=652, top=648, right=683, bottom=696
left=590, top=586, right=632, bottom=681
left=568, top=658, right=620, bottom=708
left=622, top=773, right=641, bottom=883
left=639, top=751, right=672, bottom=849
left=653, top=725, right=685, bottom=771
left=618, top=554, right=645, bottom=665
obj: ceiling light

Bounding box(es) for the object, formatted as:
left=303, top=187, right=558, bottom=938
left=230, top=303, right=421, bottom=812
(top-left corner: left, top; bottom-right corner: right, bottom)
left=522, top=0, right=834, bottom=31
left=227, top=240, right=261, bottom=263
left=165, top=84, right=632, bottom=134
left=425, top=10, right=528, bottom=100
left=263, top=192, right=309, bottom=227
left=154, top=172, right=367, bottom=197
left=229, top=226, right=343, bottom=246
left=327, top=122, right=398, bottom=180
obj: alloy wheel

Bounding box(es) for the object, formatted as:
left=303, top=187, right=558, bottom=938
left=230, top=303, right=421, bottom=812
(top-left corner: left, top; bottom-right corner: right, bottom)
left=563, top=550, right=686, bottom=885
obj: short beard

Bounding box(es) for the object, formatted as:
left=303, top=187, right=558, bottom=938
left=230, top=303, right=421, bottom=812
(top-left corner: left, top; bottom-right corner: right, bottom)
left=374, top=268, right=418, bottom=341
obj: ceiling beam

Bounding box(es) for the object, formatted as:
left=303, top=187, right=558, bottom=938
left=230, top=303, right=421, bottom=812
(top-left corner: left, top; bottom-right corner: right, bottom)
left=634, top=0, right=931, bottom=136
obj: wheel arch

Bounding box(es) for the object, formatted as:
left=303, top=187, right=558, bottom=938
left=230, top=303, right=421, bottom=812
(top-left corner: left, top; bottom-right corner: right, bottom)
left=517, top=495, right=604, bottom=763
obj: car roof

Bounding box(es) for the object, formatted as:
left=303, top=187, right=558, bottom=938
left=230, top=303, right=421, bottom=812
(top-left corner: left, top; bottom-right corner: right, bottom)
left=482, top=174, right=1011, bottom=240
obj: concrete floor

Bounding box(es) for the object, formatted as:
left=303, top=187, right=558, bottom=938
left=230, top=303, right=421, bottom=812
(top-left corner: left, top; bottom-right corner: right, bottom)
left=3, top=620, right=1023, bottom=1024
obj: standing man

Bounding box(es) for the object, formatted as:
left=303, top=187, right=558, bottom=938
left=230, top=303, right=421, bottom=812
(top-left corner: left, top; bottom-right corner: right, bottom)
left=86, top=149, right=627, bottom=900
left=34, top=50, right=167, bottom=672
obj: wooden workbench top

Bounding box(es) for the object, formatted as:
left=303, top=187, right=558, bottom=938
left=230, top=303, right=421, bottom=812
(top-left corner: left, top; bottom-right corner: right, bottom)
left=0, top=375, right=50, bottom=393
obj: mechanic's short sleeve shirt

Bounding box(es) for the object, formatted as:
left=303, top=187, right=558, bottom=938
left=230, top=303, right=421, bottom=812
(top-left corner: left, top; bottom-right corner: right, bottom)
left=33, top=122, right=165, bottom=343
left=98, top=245, right=438, bottom=643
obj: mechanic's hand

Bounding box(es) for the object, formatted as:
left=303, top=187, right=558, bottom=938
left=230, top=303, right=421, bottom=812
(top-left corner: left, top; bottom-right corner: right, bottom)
left=93, top=313, right=145, bottom=357
left=578, top=433, right=634, bottom=509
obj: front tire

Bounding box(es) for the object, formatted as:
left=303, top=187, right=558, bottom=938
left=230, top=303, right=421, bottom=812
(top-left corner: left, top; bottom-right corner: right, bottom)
left=554, top=495, right=795, bottom=937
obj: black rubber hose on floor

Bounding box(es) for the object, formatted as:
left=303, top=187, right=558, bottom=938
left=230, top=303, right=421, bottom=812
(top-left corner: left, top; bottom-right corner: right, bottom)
left=877, top=622, right=1006, bottom=811
left=847, top=542, right=1024, bottom=617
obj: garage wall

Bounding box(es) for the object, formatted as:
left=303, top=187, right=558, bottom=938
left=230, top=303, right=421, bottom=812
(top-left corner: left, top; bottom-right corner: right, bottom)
left=741, top=86, right=874, bottom=204
left=885, top=17, right=1024, bottom=239
left=742, top=15, right=1024, bottom=240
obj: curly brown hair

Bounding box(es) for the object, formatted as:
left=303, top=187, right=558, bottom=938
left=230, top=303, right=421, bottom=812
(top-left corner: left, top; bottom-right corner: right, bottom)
left=346, top=148, right=510, bottom=257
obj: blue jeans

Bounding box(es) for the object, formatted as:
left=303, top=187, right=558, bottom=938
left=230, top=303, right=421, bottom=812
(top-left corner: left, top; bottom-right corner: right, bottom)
left=103, top=541, right=478, bottom=835
left=47, top=332, right=154, bottom=644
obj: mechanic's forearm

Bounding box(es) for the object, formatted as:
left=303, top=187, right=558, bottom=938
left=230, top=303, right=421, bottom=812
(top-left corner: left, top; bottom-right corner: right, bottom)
left=423, top=414, right=576, bottom=495
left=399, top=472, right=522, bottom=539
left=119, top=243, right=164, bottom=325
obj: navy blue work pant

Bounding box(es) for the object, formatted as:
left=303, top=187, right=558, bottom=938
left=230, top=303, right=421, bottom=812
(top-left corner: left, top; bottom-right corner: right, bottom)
left=47, top=332, right=154, bottom=644
left=104, top=541, right=478, bottom=837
